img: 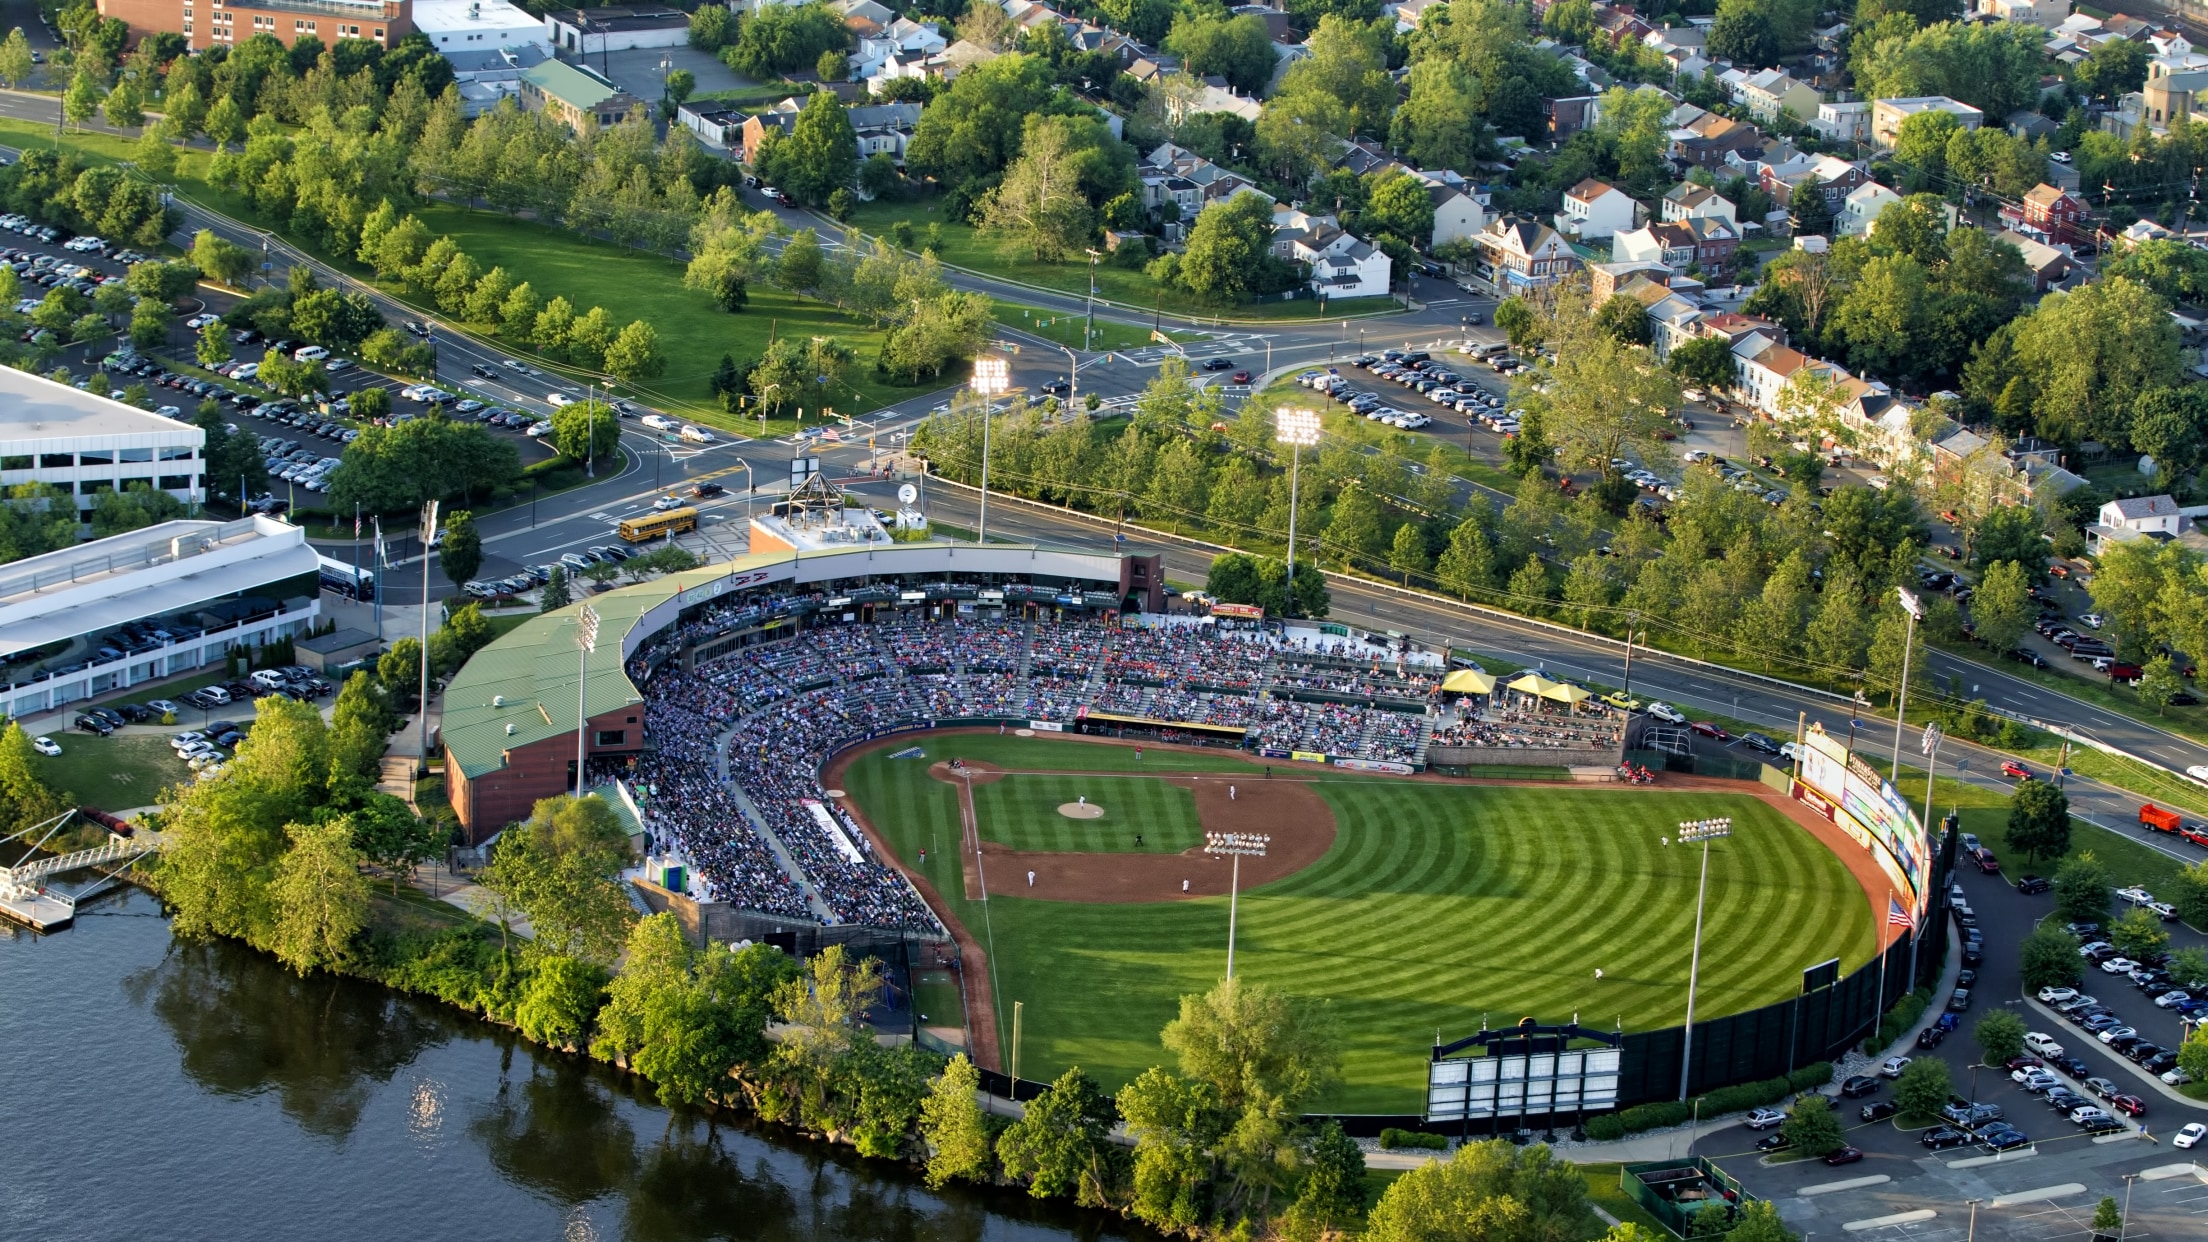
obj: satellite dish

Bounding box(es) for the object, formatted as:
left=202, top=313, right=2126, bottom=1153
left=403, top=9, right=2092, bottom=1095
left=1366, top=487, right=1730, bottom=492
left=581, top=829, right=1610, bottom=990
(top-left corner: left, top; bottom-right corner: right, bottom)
left=2139, top=454, right=2159, bottom=477
left=897, top=483, right=918, bottom=505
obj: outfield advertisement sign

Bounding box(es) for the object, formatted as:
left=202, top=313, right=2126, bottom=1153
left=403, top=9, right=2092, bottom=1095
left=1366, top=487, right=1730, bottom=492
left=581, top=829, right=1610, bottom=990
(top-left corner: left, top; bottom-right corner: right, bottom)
left=1027, top=720, right=1065, bottom=732
left=1426, top=1049, right=1623, bottom=1121
left=1336, top=757, right=1415, bottom=775
left=1796, top=724, right=1929, bottom=921
left=1291, top=750, right=1328, bottom=764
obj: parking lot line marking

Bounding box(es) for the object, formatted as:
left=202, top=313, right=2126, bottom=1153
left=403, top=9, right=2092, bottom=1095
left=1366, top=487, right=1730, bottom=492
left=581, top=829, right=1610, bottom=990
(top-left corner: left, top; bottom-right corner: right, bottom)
left=1948, top=1150, right=2037, bottom=1169
left=1802, top=1175, right=1893, bottom=1196
left=1844, top=1210, right=1938, bottom=1230
left=2139, top=1163, right=2204, bottom=1181
left=1989, top=1184, right=2088, bottom=1208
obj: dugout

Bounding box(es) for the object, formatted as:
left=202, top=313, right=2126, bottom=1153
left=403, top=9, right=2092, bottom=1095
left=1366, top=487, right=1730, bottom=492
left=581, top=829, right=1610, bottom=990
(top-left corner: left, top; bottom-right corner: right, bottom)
left=1073, top=709, right=1251, bottom=748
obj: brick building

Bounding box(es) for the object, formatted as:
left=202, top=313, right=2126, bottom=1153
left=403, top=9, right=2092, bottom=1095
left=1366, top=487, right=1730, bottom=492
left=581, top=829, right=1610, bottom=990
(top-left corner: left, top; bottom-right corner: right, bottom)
left=98, top=0, right=410, bottom=49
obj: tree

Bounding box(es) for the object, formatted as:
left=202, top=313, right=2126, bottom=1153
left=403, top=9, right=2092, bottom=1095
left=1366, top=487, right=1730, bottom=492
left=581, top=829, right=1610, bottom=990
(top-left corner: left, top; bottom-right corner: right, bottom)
left=1365, top=171, right=1437, bottom=250
left=1325, top=486, right=1384, bottom=567
left=1972, top=560, right=2032, bottom=654
left=539, top=565, right=571, bottom=612
left=2179, top=1022, right=2208, bottom=1086
left=604, top=320, right=664, bottom=382
left=995, top=1067, right=1115, bottom=1205
left=2018, top=923, right=2082, bottom=994
left=1781, top=1090, right=1845, bottom=1157
left=128, top=296, right=172, bottom=349
left=1435, top=513, right=1498, bottom=600
left=1894, top=1056, right=1951, bottom=1122
left=2005, top=779, right=2072, bottom=866
left=2108, top=905, right=2170, bottom=962
left=1595, top=294, right=1653, bottom=346
left=1389, top=521, right=1431, bottom=583
left=2093, top=1196, right=2125, bottom=1242
left=0, top=28, right=32, bottom=89
left=267, top=816, right=369, bottom=974
left=1974, top=1009, right=2027, bottom=1067
left=551, top=399, right=620, bottom=464
left=1668, top=335, right=1738, bottom=392
left=0, top=722, right=70, bottom=831
left=189, top=229, right=255, bottom=288
left=345, top=793, right=441, bottom=894
left=1365, top=1140, right=1589, bottom=1242
left=438, top=508, right=481, bottom=586
left=1391, top=58, right=1488, bottom=173
left=63, top=65, right=104, bottom=131
left=1161, top=975, right=1341, bottom=1114
left=1495, top=297, right=1540, bottom=351
left=768, top=90, right=859, bottom=207
left=776, top=229, right=824, bottom=292
left=727, top=0, right=850, bottom=77
left=1163, top=10, right=1275, bottom=96
left=514, top=955, right=609, bottom=1050
left=918, top=1053, right=995, bottom=1187
left=195, top=319, right=232, bottom=368
left=1176, top=194, right=1293, bottom=303
left=2137, top=654, right=2185, bottom=714
left=479, top=794, right=636, bottom=964
left=1709, top=0, right=1778, bottom=66
left=978, top=116, right=1093, bottom=262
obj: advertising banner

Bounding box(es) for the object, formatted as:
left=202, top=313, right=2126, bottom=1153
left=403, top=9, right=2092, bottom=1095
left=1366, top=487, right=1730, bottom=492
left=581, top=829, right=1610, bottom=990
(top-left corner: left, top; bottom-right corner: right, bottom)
left=1798, top=723, right=1929, bottom=922
left=1335, top=757, right=1415, bottom=775
left=1291, top=750, right=1328, bottom=764
left=1028, top=720, right=1065, bottom=732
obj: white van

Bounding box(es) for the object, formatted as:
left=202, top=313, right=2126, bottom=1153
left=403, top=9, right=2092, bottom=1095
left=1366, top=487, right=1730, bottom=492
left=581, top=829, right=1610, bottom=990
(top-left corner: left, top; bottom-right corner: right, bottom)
left=640, top=414, right=676, bottom=431
left=680, top=425, right=715, bottom=444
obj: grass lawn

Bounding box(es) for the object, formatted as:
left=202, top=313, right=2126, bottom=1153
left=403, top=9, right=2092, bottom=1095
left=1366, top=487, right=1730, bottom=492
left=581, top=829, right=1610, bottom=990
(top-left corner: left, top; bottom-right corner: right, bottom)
left=843, top=199, right=1394, bottom=324
left=1578, top=1163, right=1670, bottom=1238
left=970, top=772, right=1204, bottom=853
left=843, top=734, right=1875, bottom=1112
left=996, top=302, right=1157, bottom=352
left=37, top=733, right=190, bottom=810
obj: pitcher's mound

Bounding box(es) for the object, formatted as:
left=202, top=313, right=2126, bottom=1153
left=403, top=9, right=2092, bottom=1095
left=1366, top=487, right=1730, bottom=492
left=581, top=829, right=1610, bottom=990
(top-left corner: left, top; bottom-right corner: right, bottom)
left=1057, top=801, right=1106, bottom=820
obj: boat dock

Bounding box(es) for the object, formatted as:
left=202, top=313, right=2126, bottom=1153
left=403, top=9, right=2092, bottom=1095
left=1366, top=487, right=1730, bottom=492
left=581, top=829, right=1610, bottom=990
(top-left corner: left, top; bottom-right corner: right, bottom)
left=1, top=812, right=161, bottom=933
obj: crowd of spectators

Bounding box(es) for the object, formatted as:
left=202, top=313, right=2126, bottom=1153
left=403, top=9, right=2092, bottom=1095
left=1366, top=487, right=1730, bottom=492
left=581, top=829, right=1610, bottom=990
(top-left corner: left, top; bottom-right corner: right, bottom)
left=1429, top=707, right=1621, bottom=752
left=624, top=614, right=1460, bottom=928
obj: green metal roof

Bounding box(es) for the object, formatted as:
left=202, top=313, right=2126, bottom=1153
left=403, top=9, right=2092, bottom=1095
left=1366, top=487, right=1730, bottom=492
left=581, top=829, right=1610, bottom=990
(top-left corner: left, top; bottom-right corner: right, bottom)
left=523, top=59, right=625, bottom=112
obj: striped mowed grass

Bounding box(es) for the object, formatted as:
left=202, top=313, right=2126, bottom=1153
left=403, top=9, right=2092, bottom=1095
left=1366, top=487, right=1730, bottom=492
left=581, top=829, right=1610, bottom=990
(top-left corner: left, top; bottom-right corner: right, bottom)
left=970, top=774, right=1206, bottom=854
left=843, top=737, right=1872, bottom=1112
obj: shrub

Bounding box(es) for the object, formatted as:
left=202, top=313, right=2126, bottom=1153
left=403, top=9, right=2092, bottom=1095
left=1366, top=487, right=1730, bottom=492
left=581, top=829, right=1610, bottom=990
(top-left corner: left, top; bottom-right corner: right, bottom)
left=1378, top=1127, right=1449, bottom=1150
left=1869, top=988, right=1932, bottom=1052
left=1583, top=1062, right=1833, bottom=1142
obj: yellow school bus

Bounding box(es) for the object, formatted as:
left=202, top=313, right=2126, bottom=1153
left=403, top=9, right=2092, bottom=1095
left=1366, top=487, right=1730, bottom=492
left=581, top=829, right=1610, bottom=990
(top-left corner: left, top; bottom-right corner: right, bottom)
left=618, top=506, right=697, bottom=542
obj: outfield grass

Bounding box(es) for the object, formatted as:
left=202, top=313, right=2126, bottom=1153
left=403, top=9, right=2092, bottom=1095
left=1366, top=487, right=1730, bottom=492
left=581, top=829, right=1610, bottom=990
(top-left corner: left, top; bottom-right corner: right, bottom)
left=843, top=200, right=1395, bottom=324
left=844, top=735, right=1875, bottom=1112
left=971, top=773, right=1204, bottom=853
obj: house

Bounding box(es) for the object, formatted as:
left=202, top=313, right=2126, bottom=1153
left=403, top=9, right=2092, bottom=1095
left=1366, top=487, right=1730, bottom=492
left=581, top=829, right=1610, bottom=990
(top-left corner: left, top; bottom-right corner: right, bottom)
left=2005, top=109, right=2060, bottom=143
left=1612, top=218, right=1740, bottom=274
left=1760, top=152, right=1868, bottom=214
left=1840, top=182, right=1902, bottom=235
left=1588, top=259, right=1673, bottom=302
left=2103, top=65, right=2208, bottom=138
left=1425, top=179, right=1489, bottom=248
left=677, top=101, right=747, bottom=150
left=1557, top=178, right=1640, bottom=241
left=1547, top=95, right=1600, bottom=141
left=1810, top=100, right=1872, bottom=144
left=736, top=98, right=922, bottom=165
left=1977, top=0, right=2068, bottom=25
left=1163, top=73, right=1263, bottom=122
left=2001, top=182, right=2092, bottom=246
left=519, top=60, right=643, bottom=132
left=850, top=16, right=947, bottom=83
left=1475, top=217, right=1582, bottom=290
left=1671, top=111, right=1766, bottom=169
left=1335, top=139, right=1404, bottom=179
left=543, top=6, right=689, bottom=55
left=1662, top=182, right=1737, bottom=227
left=1998, top=229, right=2077, bottom=291
left=1274, top=212, right=1392, bottom=299
left=2088, top=494, right=2186, bottom=551
left=1389, top=0, right=1443, bottom=30
left=1735, top=70, right=1820, bottom=125
left=445, top=44, right=548, bottom=117
left=1143, top=143, right=1268, bottom=217
left=1870, top=96, right=1984, bottom=149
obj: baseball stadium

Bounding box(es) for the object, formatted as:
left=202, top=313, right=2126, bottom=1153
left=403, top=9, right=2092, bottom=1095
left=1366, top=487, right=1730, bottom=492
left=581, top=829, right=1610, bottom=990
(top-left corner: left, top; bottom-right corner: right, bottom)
left=441, top=498, right=1938, bottom=1117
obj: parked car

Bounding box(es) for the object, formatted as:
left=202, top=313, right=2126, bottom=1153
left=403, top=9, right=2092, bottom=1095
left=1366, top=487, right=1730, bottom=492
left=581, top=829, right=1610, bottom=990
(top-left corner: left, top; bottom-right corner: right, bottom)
left=1744, top=1108, right=1785, bottom=1131
left=30, top=736, right=60, bottom=756
left=2024, top=1032, right=2065, bottom=1058
left=1823, top=1147, right=1864, bottom=1166
left=1860, top=1101, right=1898, bottom=1122
left=2176, top=1123, right=2207, bottom=1149
left=1839, top=1075, right=1881, bottom=1098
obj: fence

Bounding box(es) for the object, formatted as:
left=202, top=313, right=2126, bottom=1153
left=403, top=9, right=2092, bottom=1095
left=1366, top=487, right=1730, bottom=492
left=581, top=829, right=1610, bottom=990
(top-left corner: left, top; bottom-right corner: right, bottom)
left=1623, top=747, right=1767, bottom=782
left=1622, top=1158, right=1752, bottom=1236
left=1426, top=744, right=1621, bottom=770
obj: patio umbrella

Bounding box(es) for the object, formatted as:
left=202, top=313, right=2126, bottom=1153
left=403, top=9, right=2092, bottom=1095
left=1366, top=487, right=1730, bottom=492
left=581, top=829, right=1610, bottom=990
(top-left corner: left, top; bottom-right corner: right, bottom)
left=1541, top=683, right=1592, bottom=705
left=1441, top=668, right=1497, bottom=695
left=1506, top=671, right=1563, bottom=697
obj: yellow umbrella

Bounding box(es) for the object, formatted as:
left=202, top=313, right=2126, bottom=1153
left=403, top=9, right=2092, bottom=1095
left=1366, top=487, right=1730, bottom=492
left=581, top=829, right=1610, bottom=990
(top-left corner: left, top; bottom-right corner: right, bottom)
left=1442, top=668, right=1497, bottom=695
left=1541, top=683, right=1592, bottom=705
left=1506, top=672, right=1562, bottom=697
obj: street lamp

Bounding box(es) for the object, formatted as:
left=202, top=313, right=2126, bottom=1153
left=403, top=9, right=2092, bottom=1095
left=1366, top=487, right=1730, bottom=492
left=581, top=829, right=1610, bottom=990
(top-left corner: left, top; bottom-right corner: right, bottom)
left=1676, top=816, right=1733, bottom=1101
left=1891, top=586, right=1922, bottom=783
left=1204, top=831, right=1269, bottom=979
left=574, top=603, right=599, bottom=797
left=1276, top=408, right=1321, bottom=616
left=1966, top=1199, right=1982, bottom=1242
left=971, top=355, right=1009, bottom=544
left=415, top=500, right=438, bottom=778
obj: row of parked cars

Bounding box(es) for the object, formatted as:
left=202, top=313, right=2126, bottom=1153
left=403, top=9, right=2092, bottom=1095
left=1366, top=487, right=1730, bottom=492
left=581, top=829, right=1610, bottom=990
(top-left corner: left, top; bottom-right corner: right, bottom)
left=464, top=545, right=636, bottom=599
left=0, top=213, right=65, bottom=244
left=2037, top=962, right=2195, bottom=1083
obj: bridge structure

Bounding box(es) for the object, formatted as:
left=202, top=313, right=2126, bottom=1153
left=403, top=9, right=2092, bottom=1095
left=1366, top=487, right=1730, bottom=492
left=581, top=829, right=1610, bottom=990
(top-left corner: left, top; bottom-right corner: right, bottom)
left=0, top=811, right=161, bottom=932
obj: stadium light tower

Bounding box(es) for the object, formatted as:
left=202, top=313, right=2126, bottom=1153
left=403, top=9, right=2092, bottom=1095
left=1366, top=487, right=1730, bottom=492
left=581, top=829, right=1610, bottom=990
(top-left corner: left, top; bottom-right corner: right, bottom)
left=1275, top=408, right=1321, bottom=616
left=971, top=355, right=1011, bottom=544
left=1676, top=816, right=1732, bottom=1101
left=415, top=500, right=438, bottom=778
left=574, top=602, right=599, bottom=797
left=1204, top=831, right=1270, bottom=979
left=1891, top=587, right=1923, bottom=784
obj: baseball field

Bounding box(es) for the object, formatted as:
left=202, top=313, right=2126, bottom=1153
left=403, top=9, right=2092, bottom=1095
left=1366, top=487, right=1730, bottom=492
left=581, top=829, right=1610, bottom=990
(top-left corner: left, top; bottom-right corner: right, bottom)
left=832, top=733, right=1877, bottom=1113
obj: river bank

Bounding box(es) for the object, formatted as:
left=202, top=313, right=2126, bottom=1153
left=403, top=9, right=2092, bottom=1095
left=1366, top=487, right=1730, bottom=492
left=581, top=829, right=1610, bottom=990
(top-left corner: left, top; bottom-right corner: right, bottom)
left=1, top=887, right=1152, bottom=1242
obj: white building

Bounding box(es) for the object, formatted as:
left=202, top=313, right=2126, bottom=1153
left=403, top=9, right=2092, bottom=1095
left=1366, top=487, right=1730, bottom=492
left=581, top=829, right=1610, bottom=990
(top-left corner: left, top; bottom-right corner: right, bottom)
left=1811, top=99, right=1872, bottom=143
left=1, top=369, right=204, bottom=515
left=1871, top=96, right=1985, bottom=149
left=1556, top=178, right=1640, bottom=241
left=0, top=515, right=321, bottom=720
left=1735, top=70, right=1821, bottom=125
left=544, top=6, right=690, bottom=56
left=1661, top=182, right=1737, bottom=226
left=1273, top=213, right=1391, bottom=300
left=1978, top=0, right=2069, bottom=26
left=413, top=0, right=549, bottom=52
left=2090, top=495, right=2185, bottom=551
left=1841, top=182, right=1902, bottom=235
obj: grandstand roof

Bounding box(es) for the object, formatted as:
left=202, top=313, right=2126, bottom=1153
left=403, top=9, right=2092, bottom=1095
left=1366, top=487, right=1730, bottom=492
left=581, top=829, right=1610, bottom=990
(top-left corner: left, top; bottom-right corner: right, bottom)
left=441, top=540, right=1134, bottom=781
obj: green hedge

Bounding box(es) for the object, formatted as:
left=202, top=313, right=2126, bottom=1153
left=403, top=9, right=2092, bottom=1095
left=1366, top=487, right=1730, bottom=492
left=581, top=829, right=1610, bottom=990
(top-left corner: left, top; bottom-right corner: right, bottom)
left=1868, top=988, right=1932, bottom=1053
left=1378, top=1127, right=1450, bottom=1150
left=1583, top=1062, right=1834, bottom=1142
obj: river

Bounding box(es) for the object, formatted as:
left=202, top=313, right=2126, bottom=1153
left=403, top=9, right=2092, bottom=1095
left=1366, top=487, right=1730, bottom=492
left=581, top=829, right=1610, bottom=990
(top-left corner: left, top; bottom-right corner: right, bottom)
left=0, top=890, right=1147, bottom=1242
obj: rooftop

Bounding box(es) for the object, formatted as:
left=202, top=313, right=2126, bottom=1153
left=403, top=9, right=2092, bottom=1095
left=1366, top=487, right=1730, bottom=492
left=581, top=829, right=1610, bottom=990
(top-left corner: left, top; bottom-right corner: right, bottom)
left=0, top=367, right=206, bottom=446
left=522, top=59, right=628, bottom=111
left=553, top=5, right=687, bottom=32
left=413, top=0, right=540, bottom=31
left=0, top=516, right=315, bottom=659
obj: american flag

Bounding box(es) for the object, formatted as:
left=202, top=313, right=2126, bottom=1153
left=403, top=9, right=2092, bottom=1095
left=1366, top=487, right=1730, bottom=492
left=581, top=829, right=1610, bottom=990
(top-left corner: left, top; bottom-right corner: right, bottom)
left=1888, top=898, right=1912, bottom=927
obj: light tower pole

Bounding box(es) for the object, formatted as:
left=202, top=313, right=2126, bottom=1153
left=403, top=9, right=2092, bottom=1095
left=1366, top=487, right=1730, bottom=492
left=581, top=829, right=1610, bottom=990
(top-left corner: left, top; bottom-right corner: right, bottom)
left=1676, top=816, right=1732, bottom=1101
left=574, top=603, right=599, bottom=797
left=1275, top=408, right=1321, bottom=617
left=1891, top=587, right=1923, bottom=784
left=415, top=499, right=438, bottom=778
left=1204, top=831, right=1270, bottom=979
left=970, top=355, right=1009, bottom=544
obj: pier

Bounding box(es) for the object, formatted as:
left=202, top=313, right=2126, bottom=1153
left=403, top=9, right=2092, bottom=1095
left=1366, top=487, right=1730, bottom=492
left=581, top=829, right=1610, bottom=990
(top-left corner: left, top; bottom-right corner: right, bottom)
left=1, top=812, right=161, bottom=932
